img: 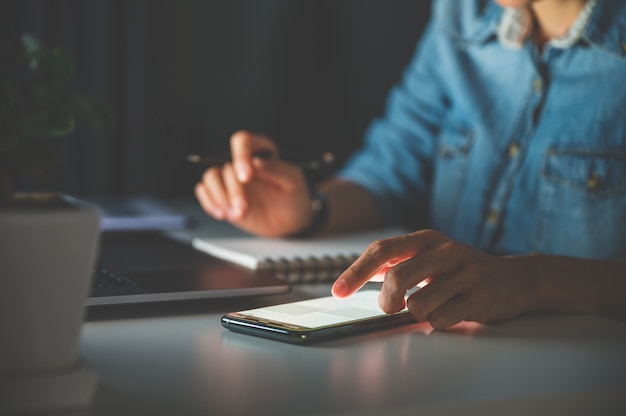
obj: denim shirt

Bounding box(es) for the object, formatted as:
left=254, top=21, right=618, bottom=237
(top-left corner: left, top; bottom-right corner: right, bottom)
left=338, top=0, right=626, bottom=259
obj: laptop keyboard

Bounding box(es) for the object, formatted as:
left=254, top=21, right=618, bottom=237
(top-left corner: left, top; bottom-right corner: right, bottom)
left=94, top=267, right=137, bottom=289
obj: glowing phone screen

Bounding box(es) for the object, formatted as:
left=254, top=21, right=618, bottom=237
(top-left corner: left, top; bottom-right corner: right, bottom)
left=234, top=290, right=405, bottom=329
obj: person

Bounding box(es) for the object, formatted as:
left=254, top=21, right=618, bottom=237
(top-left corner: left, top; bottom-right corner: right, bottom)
left=195, top=0, right=626, bottom=330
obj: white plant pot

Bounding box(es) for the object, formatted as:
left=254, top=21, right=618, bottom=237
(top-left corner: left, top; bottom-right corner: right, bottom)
left=0, top=193, right=100, bottom=412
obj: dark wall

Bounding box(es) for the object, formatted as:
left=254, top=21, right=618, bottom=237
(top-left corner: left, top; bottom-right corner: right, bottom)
left=1, top=0, right=431, bottom=198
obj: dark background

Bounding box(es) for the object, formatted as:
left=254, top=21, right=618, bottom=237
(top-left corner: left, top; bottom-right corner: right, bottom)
left=1, top=0, right=431, bottom=198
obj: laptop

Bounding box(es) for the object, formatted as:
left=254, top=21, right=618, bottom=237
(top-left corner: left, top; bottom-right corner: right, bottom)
left=87, top=231, right=290, bottom=306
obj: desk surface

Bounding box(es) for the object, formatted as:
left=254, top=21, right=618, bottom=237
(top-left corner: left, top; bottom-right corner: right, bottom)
left=79, top=200, right=626, bottom=416
left=82, top=291, right=626, bottom=416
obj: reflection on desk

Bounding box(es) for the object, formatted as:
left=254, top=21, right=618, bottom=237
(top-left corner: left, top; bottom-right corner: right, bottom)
left=80, top=283, right=626, bottom=416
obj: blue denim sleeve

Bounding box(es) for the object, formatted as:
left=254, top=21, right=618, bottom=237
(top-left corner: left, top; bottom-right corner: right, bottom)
left=337, top=11, right=448, bottom=228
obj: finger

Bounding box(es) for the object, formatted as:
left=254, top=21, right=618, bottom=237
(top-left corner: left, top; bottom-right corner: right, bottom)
left=332, top=233, right=419, bottom=298
left=200, top=166, right=236, bottom=218
left=230, top=130, right=277, bottom=183
left=403, top=271, right=468, bottom=323
left=221, top=163, right=248, bottom=220
left=377, top=265, right=427, bottom=314
left=332, top=229, right=449, bottom=299
left=195, top=180, right=226, bottom=220
left=420, top=296, right=471, bottom=331
left=378, top=246, right=466, bottom=314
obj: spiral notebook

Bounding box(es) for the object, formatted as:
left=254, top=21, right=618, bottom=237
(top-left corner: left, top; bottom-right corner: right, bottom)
left=191, top=227, right=407, bottom=283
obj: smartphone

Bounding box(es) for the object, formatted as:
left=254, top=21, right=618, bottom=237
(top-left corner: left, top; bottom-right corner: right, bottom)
left=221, top=290, right=415, bottom=344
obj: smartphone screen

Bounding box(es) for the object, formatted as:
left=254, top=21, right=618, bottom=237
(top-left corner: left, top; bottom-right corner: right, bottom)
left=221, top=290, right=415, bottom=344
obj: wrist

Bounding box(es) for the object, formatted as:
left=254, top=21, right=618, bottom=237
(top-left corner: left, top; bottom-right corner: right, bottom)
left=508, top=254, right=597, bottom=316
left=290, top=192, right=329, bottom=238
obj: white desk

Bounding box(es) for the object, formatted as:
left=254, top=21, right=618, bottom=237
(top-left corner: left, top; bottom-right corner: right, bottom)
left=81, top=287, right=626, bottom=416
left=78, top=201, right=626, bottom=415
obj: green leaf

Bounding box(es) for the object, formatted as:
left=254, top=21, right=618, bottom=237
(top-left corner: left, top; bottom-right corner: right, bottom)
left=21, top=33, right=41, bottom=56
left=39, top=48, right=75, bottom=84
left=21, top=33, right=41, bottom=71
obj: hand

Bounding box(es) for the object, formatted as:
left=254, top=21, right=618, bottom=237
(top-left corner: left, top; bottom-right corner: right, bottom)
left=331, top=229, right=534, bottom=330
left=194, top=130, right=315, bottom=237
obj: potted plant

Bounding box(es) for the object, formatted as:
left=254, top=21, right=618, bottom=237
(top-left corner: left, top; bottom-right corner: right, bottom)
left=0, top=33, right=115, bottom=413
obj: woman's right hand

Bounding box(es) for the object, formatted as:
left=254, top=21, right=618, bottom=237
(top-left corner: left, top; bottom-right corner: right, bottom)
left=194, top=130, right=315, bottom=237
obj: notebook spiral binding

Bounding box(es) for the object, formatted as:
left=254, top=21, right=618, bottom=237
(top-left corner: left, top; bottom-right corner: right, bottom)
left=258, top=253, right=360, bottom=283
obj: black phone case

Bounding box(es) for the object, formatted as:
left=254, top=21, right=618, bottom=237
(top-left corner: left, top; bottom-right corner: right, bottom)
left=221, top=311, right=415, bottom=344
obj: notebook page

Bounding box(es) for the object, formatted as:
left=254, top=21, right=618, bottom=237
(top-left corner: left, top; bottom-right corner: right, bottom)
left=191, top=226, right=407, bottom=281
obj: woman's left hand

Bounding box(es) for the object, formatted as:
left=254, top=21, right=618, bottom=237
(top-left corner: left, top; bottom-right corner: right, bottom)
left=331, top=229, right=535, bottom=330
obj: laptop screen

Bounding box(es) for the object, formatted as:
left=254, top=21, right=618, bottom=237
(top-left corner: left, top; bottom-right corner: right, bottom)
left=87, top=232, right=290, bottom=306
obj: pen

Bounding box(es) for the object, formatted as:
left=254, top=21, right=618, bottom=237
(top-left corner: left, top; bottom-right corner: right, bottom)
left=186, top=150, right=335, bottom=171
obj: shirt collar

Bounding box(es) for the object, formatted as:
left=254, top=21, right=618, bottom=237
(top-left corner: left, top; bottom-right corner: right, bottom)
left=497, top=0, right=597, bottom=50
left=450, top=0, right=625, bottom=57
left=583, top=0, right=626, bottom=57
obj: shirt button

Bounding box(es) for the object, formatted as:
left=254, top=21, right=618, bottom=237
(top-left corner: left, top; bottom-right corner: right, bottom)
left=533, top=77, right=543, bottom=93
left=486, top=209, right=499, bottom=225
left=508, top=143, right=520, bottom=158
left=587, top=172, right=602, bottom=191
